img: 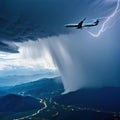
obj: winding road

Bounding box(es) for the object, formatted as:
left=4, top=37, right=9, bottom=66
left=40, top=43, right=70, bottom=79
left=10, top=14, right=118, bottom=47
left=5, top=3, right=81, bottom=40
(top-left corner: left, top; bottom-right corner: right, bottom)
left=13, top=98, right=119, bottom=120
left=14, top=99, right=47, bottom=120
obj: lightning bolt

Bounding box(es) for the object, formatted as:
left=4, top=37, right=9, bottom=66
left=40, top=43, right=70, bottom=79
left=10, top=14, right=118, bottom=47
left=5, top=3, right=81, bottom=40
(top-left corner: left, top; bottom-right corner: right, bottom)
left=88, top=0, right=120, bottom=37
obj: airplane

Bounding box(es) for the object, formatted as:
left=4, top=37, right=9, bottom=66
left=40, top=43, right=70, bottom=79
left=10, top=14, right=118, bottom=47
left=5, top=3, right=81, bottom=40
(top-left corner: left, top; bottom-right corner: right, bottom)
left=64, top=18, right=99, bottom=29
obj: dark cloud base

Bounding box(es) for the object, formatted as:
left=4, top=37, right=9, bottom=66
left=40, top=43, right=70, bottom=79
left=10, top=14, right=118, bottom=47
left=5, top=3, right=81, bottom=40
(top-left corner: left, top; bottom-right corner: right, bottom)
left=0, top=41, right=18, bottom=53
left=0, top=0, right=106, bottom=53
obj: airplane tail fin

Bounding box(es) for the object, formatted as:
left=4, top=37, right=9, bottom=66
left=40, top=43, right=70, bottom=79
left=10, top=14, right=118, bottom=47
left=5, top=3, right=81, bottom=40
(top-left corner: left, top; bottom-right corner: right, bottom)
left=94, top=19, right=99, bottom=25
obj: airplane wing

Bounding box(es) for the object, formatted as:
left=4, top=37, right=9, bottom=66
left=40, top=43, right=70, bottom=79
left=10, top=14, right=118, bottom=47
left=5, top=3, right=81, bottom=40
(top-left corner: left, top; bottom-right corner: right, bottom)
left=77, top=18, right=86, bottom=28
left=78, top=18, right=86, bottom=25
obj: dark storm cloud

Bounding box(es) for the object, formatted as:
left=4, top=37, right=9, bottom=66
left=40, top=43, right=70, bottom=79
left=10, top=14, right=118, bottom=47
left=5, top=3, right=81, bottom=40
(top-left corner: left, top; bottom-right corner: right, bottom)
left=0, top=0, right=107, bottom=41
left=0, top=0, right=88, bottom=52
left=0, top=0, right=112, bottom=53
left=0, top=41, right=18, bottom=53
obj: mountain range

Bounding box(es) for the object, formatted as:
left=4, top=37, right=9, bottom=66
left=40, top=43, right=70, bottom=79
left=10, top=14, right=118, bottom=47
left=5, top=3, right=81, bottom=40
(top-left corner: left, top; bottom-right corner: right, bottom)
left=6, top=77, right=64, bottom=98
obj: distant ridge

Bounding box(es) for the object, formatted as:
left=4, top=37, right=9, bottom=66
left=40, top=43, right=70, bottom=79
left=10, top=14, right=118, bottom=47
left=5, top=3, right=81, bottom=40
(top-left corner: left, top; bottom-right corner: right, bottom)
left=7, top=77, right=64, bottom=98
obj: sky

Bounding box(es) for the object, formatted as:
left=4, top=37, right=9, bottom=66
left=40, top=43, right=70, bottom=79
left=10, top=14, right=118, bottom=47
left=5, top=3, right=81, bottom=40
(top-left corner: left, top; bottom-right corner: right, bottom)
left=0, top=0, right=120, bottom=92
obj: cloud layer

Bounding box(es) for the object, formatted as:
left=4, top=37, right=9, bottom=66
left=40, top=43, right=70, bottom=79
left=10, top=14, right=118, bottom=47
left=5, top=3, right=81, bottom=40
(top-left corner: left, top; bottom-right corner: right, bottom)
left=0, top=0, right=110, bottom=53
